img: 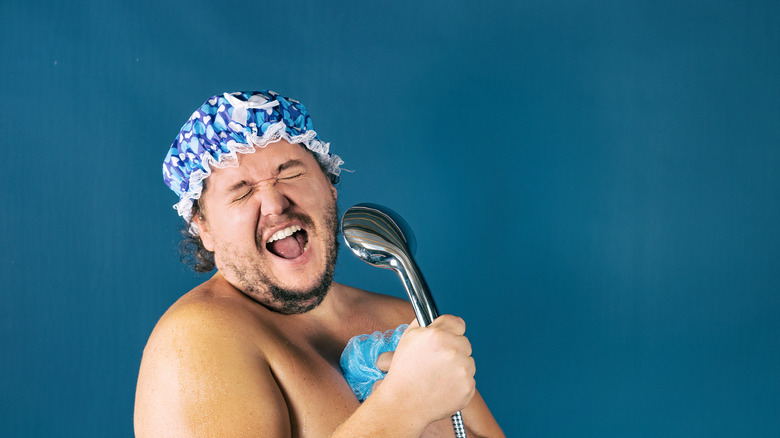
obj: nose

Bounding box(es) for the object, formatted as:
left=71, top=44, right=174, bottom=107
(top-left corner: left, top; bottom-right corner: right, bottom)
left=257, top=182, right=290, bottom=217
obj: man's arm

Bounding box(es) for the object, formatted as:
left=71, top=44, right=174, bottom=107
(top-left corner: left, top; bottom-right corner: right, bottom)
left=421, top=390, right=504, bottom=438
left=134, top=303, right=291, bottom=437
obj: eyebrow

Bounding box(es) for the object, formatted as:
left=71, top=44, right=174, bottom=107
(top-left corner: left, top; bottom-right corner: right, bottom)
left=278, top=159, right=305, bottom=172
left=224, top=159, right=306, bottom=193
left=225, top=180, right=250, bottom=194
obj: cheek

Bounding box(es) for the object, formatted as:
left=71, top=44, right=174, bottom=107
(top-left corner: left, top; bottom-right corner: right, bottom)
left=211, top=205, right=261, bottom=242
left=233, top=208, right=262, bottom=236
left=290, top=177, right=335, bottom=207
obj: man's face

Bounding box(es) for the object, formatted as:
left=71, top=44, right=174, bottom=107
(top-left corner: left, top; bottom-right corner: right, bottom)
left=194, top=140, right=339, bottom=314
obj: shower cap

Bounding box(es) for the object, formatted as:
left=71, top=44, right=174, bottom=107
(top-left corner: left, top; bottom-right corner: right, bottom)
left=162, top=90, right=344, bottom=222
left=340, top=324, right=408, bottom=402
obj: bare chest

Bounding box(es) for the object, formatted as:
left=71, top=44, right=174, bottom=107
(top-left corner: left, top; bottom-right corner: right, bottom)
left=263, top=331, right=364, bottom=437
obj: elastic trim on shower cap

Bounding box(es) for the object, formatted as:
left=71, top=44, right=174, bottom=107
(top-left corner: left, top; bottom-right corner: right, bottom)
left=162, top=90, right=344, bottom=226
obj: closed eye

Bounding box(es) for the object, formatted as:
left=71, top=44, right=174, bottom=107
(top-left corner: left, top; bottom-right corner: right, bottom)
left=278, top=172, right=303, bottom=181
left=233, top=188, right=253, bottom=202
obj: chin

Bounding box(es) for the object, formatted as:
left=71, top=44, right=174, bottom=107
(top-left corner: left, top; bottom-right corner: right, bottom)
left=266, top=271, right=333, bottom=315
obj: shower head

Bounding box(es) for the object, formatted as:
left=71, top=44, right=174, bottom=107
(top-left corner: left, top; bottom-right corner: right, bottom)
left=341, top=203, right=437, bottom=326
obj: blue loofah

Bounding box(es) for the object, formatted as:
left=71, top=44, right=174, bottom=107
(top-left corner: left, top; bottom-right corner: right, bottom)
left=340, top=324, right=409, bottom=401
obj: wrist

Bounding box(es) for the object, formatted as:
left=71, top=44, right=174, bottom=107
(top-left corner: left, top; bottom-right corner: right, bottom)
left=365, top=377, right=431, bottom=435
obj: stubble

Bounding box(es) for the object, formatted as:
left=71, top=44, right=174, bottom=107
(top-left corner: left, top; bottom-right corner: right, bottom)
left=218, top=194, right=340, bottom=314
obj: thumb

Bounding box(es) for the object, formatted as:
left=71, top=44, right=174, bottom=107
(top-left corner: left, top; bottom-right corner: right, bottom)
left=408, top=318, right=421, bottom=329
left=376, top=351, right=394, bottom=372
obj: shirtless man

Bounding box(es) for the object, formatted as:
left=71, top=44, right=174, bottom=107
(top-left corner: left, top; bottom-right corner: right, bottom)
left=134, top=91, right=504, bottom=437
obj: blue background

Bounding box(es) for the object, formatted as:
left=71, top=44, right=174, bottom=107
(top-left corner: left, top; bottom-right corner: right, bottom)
left=1, top=1, right=778, bottom=436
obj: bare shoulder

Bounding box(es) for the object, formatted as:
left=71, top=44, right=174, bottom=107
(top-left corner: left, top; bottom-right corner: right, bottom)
left=143, top=279, right=266, bottom=350
left=134, top=278, right=289, bottom=437
left=140, top=278, right=270, bottom=366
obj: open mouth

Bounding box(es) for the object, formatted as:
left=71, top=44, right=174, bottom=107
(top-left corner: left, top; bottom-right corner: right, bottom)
left=266, top=225, right=309, bottom=259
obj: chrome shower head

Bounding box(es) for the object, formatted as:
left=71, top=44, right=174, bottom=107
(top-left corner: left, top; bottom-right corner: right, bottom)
left=341, top=203, right=437, bottom=326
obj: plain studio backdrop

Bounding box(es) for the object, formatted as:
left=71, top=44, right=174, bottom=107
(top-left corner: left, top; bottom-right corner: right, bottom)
left=1, top=1, right=778, bottom=436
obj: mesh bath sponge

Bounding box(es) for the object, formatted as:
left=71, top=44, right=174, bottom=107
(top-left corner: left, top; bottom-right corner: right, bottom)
left=340, top=324, right=408, bottom=401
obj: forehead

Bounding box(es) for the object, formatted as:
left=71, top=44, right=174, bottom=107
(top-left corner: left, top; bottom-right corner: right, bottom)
left=207, top=140, right=314, bottom=185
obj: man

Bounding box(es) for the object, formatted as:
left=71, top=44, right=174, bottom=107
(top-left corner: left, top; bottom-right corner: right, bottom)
left=135, top=91, right=504, bottom=437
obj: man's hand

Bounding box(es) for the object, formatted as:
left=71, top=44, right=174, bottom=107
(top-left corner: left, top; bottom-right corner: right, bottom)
left=370, top=314, right=476, bottom=427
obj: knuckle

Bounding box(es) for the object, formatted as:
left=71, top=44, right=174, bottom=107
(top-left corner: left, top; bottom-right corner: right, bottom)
left=431, top=327, right=447, bottom=342
left=443, top=348, right=459, bottom=363
left=462, top=336, right=472, bottom=351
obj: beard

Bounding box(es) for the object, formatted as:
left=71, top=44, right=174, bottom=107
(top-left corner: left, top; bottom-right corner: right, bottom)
left=265, top=250, right=336, bottom=314
left=265, top=205, right=339, bottom=314
left=216, top=193, right=340, bottom=315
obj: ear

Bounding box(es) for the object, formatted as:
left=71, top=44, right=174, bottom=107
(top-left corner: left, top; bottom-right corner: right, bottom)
left=192, top=214, right=216, bottom=252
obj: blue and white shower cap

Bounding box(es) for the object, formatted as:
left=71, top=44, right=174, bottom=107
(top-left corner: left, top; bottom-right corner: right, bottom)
left=162, top=90, right=343, bottom=222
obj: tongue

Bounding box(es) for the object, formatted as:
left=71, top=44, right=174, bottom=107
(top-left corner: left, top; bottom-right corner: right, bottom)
left=268, top=232, right=306, bottom=259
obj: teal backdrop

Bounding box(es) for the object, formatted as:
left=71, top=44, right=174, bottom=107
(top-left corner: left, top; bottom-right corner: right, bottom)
left=1, top=1, right=779, bottom=436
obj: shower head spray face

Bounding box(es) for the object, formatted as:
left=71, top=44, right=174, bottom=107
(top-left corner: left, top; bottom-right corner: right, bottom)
left=341, top=203, right=413, bottom=266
